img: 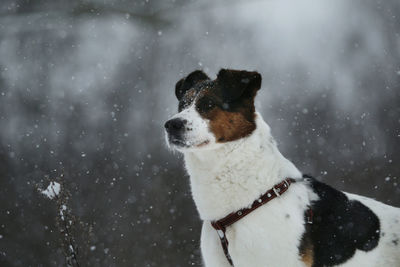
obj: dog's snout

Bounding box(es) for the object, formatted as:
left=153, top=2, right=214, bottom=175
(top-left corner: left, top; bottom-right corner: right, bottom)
left=165, top=118, right=186, bottom=133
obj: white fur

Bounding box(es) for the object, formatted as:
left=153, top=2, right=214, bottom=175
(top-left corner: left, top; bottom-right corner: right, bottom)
left=183, top=113, right=315, bottom=266
left=167, top=110, right=400, bottom=267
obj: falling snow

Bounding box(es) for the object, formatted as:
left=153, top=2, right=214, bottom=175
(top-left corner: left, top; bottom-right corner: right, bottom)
left=0, top=0, right=399, bottom=266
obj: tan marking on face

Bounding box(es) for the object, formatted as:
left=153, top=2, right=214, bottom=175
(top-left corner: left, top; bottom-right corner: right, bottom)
left=300, top=244, right=314, bottom=267
left=206, top=108, right=256, bottom=142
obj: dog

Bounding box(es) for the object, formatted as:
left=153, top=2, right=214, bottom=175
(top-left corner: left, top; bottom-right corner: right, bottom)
left=164, top=69, right=400, bottom=267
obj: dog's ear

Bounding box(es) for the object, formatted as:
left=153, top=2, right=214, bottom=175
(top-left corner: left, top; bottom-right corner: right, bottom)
left=217, top=69, right=261, bottom=103
left=175, top=70, right=210, bottom=100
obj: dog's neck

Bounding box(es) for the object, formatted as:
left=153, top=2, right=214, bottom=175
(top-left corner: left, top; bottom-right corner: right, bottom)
left=183, top=113, right=302, bottom=221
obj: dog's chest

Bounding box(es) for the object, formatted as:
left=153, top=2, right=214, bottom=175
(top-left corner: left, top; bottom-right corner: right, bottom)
left=229, top=212, right=305, bottom=266
left=201, top=186, right=312, bottom=267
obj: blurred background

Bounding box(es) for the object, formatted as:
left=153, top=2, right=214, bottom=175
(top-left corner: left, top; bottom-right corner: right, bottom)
left=0, top=0, right=399, bottom=266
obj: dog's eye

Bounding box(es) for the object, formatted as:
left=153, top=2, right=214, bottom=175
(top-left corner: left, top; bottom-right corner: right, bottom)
left=196, top=97, right=215, bottom=113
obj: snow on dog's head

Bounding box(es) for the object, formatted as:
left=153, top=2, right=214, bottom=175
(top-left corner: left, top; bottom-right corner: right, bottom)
left=164, top=69, right=261, bottom=152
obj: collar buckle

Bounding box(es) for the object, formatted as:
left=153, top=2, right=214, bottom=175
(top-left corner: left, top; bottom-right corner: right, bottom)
left=272, top=186, right=281, bottom=197
left=283, top=179, right=291, bottom=188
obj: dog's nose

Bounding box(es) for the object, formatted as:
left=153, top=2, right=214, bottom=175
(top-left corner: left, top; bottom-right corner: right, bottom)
left=164, top=118, right=186, bottom=133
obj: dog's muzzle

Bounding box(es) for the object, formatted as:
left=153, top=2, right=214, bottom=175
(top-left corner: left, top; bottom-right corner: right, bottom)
left=164, top=118, right=188, bottom=146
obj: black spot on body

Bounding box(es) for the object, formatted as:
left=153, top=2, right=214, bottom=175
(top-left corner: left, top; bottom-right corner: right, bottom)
left=299, top=176, right=380, bottom=267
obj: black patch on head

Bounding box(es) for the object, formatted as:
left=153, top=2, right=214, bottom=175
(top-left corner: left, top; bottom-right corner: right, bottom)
left=299, top=176, right=380, bottom=267
left=174, top=69, right=263, bottom=140
left=178, top=92, right=196, bottom=112
left=216, top=69, right=261, bottom=103
left=175, top=70, right=210, bottom=101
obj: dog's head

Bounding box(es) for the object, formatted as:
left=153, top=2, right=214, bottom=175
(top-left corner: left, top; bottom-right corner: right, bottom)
left=164, top=69, right=262, bottom=152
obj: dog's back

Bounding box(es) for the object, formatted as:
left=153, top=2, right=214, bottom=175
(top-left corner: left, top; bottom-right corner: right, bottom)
left=301, top=177, right=400, bottom=267
left=343, top=191, right=400, bottom=266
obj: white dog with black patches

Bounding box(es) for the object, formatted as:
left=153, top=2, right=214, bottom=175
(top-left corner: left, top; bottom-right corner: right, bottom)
left=165, top=69, right=400, bottom=267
